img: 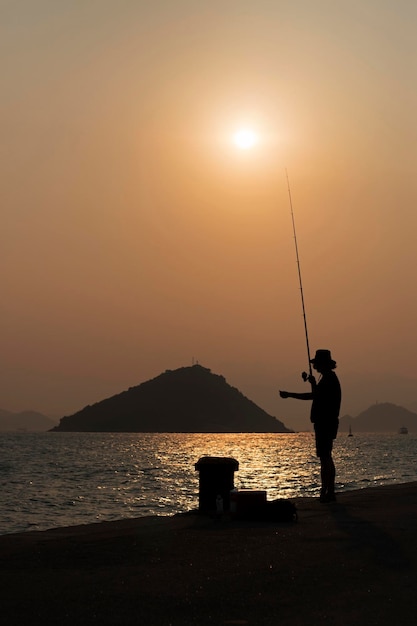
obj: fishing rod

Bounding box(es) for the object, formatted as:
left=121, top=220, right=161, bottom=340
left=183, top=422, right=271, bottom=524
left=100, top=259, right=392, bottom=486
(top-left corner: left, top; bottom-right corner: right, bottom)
left=285, top=169, right=313, bottom=383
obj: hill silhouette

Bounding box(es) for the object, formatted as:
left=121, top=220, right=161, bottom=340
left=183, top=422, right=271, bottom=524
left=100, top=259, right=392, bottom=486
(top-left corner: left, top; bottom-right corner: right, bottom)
left=339, top=402, right=417, bottom=433
left=51, top=365, right=292, bottom=433
left=0, top=409, right=57, bottom=432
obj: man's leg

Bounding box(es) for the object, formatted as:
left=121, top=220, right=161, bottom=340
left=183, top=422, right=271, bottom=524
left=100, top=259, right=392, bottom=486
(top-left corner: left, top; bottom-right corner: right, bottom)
left=326, top=454, right=336, bottom=497
left=320, top=454, right=336, bottom=502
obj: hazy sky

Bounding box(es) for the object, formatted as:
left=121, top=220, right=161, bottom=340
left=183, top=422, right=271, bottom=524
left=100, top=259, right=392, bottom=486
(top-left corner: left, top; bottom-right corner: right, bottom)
left=1, top=1, right=417, bottom=429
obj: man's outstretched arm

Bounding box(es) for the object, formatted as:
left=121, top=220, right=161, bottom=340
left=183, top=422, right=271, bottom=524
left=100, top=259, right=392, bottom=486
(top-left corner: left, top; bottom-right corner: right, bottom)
left=279, top=391, right=313, bottom=400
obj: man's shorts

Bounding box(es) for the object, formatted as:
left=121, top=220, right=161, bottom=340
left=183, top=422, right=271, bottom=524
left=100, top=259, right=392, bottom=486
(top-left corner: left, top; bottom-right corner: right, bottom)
left=314, top=421, right=339, bottom=458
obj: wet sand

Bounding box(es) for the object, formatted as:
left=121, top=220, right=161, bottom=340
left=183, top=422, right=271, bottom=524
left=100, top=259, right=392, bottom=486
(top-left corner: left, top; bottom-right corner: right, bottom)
left=1, top=482, right=417, bottom=625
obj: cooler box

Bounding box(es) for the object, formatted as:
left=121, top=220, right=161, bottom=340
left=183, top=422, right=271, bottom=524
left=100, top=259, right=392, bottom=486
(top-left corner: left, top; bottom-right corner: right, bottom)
left=230, top=489, right=267, bottom=519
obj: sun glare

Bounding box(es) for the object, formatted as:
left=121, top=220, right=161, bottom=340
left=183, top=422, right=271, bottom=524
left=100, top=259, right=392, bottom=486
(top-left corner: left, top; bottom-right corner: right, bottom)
left=233, top=128, right=258, bottom=150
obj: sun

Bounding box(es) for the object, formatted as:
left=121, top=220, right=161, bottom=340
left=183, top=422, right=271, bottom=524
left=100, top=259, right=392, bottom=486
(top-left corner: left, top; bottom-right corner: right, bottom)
left=233, top=128, right=258, bottom=150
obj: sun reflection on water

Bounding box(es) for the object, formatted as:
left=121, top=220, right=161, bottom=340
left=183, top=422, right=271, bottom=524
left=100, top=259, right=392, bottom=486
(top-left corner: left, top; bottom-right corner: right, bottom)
left=2, top=432, right=417, bottom=534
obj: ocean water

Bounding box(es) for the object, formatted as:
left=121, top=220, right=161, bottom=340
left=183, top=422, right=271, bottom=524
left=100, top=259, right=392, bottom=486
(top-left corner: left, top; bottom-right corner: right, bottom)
left=1, top=431, right=416, bottom=535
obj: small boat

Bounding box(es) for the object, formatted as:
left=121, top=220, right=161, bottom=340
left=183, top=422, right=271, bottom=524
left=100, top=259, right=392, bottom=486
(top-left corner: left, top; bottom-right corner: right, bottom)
left=398, top=426, right=408, bottom=434
left=348, top=425, right=353, bottom=437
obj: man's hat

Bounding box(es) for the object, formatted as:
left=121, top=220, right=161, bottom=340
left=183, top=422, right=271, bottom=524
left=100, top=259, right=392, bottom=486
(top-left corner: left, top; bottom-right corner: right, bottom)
left=310, top=349, right=336, bottom=368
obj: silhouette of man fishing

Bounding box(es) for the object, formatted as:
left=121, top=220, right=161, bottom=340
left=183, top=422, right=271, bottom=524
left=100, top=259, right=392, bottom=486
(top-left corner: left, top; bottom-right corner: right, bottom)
left=280, top=349, right=341, bottom=502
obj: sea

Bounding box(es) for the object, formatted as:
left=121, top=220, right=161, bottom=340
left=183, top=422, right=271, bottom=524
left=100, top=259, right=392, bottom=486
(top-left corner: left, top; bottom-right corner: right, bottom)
left=1, top=431, right=416, bottom=536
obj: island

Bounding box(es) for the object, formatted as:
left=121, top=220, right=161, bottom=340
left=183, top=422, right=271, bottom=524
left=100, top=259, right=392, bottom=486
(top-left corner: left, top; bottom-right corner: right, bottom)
left=51, top=364, right=292, bottom=433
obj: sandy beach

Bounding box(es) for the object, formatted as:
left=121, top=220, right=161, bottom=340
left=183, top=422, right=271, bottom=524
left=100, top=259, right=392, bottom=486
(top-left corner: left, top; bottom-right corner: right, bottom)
left=1, top=482, right=417, bottom=626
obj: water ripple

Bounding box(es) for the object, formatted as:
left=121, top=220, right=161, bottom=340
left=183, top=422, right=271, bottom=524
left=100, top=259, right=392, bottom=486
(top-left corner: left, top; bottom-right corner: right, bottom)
left=1, top=432, right=417, bottom=534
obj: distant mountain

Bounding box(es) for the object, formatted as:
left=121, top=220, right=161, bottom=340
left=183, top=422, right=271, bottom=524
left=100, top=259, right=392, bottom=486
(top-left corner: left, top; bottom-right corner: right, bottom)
left=51, top=365, right=292, bottom=433
left=339, top=402, right=417, bottom=433
left=0, top=409, right=57, bottom=432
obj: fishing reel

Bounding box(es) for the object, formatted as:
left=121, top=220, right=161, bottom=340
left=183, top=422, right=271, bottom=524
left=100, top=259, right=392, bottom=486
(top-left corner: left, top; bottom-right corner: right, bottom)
left=302, top=371, right=316, bottom=387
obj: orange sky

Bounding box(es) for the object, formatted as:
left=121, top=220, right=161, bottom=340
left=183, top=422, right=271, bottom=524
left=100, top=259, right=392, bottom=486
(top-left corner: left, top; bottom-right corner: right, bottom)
left=1, top=1, right=417, bottom=430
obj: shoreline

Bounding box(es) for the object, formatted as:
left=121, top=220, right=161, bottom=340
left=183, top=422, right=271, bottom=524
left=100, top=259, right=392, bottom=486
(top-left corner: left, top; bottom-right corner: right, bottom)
left=3, top=431, right=417, bottom=538
left=1, top=476, right=415, bottom=538
left=2, top=482, right=417, bottom=625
